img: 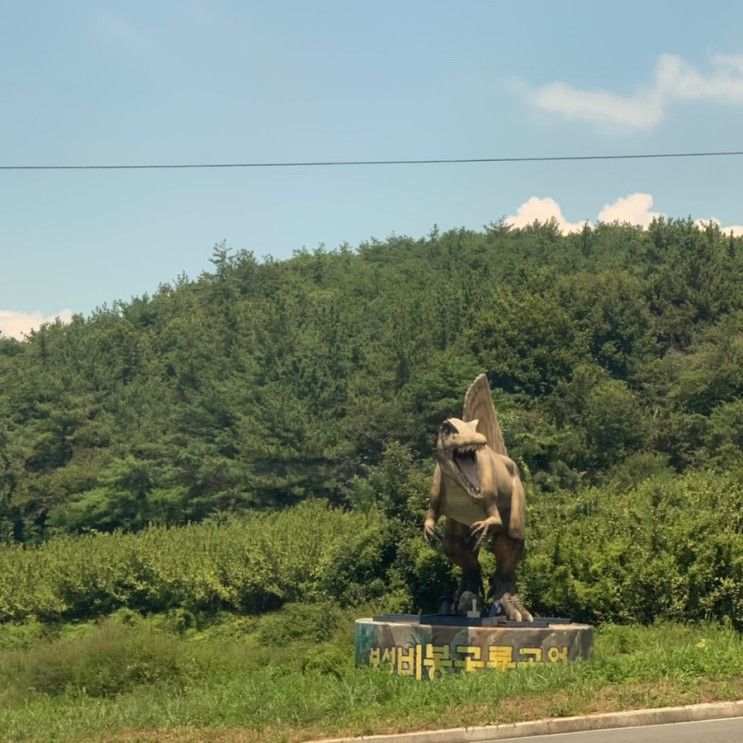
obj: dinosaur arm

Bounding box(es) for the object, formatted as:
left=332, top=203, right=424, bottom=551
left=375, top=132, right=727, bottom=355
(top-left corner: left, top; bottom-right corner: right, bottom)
left=470, top=501, right=503, bottom=547
left=469, top=453, right=504, bottom=548
left=476, top=449, right=504, bottom=527
left=507, top=460, right=526, bottom=541
left=424, top=464, right=442, bottom=543
left=426, top=463, right=442, bottom=523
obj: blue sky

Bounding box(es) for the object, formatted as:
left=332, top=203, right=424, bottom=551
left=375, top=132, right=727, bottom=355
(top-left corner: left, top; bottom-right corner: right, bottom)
left=2, top=1, right=742, bottom=337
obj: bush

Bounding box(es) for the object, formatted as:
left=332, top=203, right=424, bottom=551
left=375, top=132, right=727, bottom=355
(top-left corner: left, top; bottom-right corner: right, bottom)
left=521, top=471, right=743, bottom=627
left=255, top=601, right=344, bottom=646
left=0, top=619, right=194, bottom=697
left=387, top=532, right=456, bottom=612
left=317, top=517, right=397, bottom=605
left=0, top=501, right=380, bottom=622
left=0, top=472, right=740, bottom=627
left=358, top=469, right=742, bottom=627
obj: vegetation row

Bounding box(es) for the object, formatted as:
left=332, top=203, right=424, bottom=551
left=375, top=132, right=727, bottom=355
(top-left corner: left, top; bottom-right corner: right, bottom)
left=1, top=471, right=739, bottom=627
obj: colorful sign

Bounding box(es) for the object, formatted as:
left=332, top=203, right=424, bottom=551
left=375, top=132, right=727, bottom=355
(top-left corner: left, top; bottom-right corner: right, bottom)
left=355, top=618, right=592, bottom=680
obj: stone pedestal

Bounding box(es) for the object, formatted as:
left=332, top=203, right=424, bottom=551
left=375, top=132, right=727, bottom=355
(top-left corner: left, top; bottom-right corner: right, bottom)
left=355, top=614, right=593, bottom=680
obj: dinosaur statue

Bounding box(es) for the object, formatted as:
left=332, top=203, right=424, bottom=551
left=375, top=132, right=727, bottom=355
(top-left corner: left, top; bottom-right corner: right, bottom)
left=423, top=374, right=533, bottom=621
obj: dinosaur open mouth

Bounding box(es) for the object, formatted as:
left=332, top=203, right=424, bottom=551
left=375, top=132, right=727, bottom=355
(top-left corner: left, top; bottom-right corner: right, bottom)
left=453, top=447, right=480, bottom=491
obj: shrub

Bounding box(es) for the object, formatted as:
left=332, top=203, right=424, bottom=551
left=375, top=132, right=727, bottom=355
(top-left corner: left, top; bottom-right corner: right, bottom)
left=0, top=501, right=379, bottom=622
left=521, top=471, right=743, bottom=627
left=0, top=473, right=739, bottom=627
left=256, top=601, right=343, bottom=646
left=0, top=619, right=193, bottom=697
left=317, top=517, right=397, bottom=606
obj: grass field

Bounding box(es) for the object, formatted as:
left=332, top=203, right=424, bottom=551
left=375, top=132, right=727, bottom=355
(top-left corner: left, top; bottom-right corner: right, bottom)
left=0, top=606, right=740, bottom=742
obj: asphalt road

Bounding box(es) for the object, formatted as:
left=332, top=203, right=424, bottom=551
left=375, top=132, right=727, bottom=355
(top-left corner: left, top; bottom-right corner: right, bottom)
left=482, top=717, right=743, bottom=743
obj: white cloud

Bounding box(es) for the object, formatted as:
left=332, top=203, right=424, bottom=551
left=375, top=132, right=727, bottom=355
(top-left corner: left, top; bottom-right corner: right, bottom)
left=694, top=218, right=743, bottom=237
left=712, top=54, right=743, bottom=74
left=504, top=196, right=588, bottom=233
left=597, top=193, right=661, bottom=227
left=506, top=193, right=742, bottom=235
left=0, top=309, right=73, bottom=341
left=516, top=53, right=743, bottom=130
left=655, top=53, right=743, bottom=103
left=527, top=82, right=663, bottom=130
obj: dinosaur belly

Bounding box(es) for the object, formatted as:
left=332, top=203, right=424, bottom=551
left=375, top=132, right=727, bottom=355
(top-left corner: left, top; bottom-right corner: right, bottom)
left=440, top=475, right=487, bottom=526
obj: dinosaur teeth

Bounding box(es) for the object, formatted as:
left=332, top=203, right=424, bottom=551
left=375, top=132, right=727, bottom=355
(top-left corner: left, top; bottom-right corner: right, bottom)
left=456, top=445, right=479, bottom=454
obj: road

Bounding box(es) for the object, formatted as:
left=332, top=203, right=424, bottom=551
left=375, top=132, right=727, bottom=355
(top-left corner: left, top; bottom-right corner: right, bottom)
left=482, top=717, right=743, bottom=743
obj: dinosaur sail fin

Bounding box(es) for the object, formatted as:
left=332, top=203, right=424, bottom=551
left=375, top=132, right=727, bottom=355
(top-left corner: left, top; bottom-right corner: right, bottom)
left=462, top=373, right=508, bottom=456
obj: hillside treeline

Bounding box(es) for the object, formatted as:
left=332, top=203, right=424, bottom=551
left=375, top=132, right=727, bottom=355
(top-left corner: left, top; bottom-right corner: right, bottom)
left=0, top=218, right=741, bottom=542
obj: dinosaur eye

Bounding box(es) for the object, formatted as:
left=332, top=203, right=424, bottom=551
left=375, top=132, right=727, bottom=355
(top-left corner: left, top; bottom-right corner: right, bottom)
left=440, top=421, right=457, bottom=436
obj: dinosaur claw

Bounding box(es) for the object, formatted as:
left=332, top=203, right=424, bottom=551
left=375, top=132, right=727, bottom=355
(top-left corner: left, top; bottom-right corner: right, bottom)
left=423, top=523, right=440, bottom=546
left=469, top=520, right=492, bottom=551
left=499, top=593, right=534, bottom=622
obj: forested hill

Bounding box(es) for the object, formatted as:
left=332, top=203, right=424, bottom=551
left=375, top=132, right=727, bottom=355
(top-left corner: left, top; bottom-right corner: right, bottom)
left=1, top=219, right=741, bottom=542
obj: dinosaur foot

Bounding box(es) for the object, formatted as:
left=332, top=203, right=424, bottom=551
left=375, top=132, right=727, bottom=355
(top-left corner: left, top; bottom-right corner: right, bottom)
left=493, top=593, right=533, bottom=622
left=437, top=596, right=454, bottom=615
left=456, top=591, right=481, bottom=616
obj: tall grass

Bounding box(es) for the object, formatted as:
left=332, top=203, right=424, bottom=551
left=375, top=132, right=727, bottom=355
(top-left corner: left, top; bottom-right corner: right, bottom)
left=0, top=614, right=739, bottom=742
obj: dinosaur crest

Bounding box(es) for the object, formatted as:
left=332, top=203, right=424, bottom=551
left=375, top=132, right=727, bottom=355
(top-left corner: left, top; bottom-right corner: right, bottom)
left=462, top=374, right=507, bottom=456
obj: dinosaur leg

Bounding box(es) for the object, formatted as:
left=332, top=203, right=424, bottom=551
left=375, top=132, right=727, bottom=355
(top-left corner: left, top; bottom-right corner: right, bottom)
left=443, top=519, right=482, bottom=614
left=489, top=532, right=533, bottom=622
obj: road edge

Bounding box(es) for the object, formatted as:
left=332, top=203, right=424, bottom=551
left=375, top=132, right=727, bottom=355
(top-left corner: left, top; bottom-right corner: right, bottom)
left=311, top=699, right=743, bottom=743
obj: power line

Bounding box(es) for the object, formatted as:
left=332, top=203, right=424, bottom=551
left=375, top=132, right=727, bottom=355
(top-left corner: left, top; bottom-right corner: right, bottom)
left=2, top=149, right=743, bottom=171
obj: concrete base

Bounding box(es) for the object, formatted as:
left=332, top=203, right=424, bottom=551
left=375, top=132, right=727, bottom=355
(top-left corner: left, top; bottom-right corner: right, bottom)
left=355, top=615, right=593, bottom=680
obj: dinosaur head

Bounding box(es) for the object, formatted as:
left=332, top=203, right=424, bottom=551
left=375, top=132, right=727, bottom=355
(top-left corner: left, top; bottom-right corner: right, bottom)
left=436, top=418, right=487, bottom=495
